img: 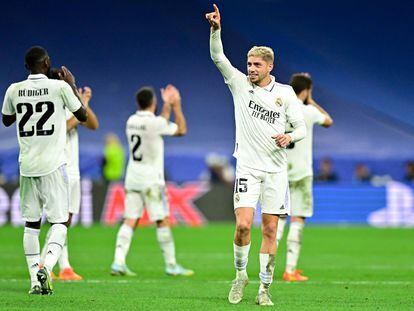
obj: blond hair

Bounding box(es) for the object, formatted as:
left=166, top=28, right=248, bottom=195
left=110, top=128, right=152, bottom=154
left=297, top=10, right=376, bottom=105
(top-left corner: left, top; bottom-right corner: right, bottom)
left=247, top=46, right=274, bottom=63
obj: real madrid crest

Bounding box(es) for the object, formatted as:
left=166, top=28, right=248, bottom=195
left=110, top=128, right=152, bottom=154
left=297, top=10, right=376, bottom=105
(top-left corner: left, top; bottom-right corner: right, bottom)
left=275, top=97, right=283, bottom=107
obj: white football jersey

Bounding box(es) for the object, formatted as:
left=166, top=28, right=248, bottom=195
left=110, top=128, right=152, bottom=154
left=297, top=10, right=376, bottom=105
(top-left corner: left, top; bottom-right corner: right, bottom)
left=210, top=30, right=306, bottom=173
left=286, top=99, right=326, bottom=181
left=65, top=109, right=80, bottom=178
left=124, top=111, right=178, bottom=190
left=1, top=74, right=82, bottom=177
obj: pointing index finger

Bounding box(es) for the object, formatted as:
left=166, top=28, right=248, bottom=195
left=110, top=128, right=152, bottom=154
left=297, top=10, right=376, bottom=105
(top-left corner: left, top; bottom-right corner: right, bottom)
left=213, top=3, right=220, bottom=15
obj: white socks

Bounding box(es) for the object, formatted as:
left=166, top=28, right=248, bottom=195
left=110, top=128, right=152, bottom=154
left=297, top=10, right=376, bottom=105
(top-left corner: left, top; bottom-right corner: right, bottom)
left=23, top=227, right=41, bottom=287
left=41, top=227, right=71, bottom=270
left=259, top=253, right=276, bottom=288
left=114, top=224, right=133, bottom=266
left=276, top=217, right=287, bottom=247
left=156, top=227, right=176, bottom=267
left=58, top=239, right=71, bottom=270
left=43, top=224, right=67, bottom=272
left=286, top=221, right=304, bottom=273
left=234, top=242, right=250, bottom=279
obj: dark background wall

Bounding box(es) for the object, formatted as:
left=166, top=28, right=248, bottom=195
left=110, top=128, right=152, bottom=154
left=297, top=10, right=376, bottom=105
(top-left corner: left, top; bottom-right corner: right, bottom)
left=1, top=0, right=413, bottom=180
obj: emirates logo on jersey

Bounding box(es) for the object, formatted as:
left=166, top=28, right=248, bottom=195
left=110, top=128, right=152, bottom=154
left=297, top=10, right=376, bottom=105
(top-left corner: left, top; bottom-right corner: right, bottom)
left=275, top=97, right=283, bottom=107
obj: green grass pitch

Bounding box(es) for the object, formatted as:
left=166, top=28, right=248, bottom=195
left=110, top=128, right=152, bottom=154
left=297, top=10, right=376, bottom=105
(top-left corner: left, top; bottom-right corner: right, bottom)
left=0, top=224, right=412, bottom=310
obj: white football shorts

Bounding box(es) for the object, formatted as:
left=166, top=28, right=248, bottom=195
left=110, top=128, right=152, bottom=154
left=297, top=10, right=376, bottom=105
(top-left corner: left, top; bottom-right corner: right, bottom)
left=234, top=163, right=290, bottom=215
left=19, top=165, right=69, bottom=223
left=289, top=176, right=313, bottom=218
left=68, top=175, right=81, bottom=215
left=124, top=185, right=169, bottom=222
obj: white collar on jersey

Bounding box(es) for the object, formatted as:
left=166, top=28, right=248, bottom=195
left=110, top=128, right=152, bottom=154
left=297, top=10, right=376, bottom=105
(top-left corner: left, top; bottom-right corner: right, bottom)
left=28, top=74, right=48, bottom=80
left=136, top=110, right=155, bottom=117
left=248, top=75, right=276, bottom=92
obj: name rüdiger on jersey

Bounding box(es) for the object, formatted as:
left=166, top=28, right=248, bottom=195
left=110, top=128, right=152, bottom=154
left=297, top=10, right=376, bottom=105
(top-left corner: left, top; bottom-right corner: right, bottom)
left=248, top=100, right=280, bottom=124
left=18, top=88, right=49, bottom=97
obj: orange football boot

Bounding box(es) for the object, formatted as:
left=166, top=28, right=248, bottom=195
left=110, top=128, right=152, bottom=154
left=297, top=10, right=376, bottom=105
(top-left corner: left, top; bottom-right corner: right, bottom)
left=283, top=269, right=309, bottom=282
left=58, top=268, right=83, bottom=281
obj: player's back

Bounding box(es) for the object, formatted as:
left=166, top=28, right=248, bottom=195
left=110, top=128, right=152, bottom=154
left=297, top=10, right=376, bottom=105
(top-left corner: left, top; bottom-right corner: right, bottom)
left=3, top=74, right=80, bottom=177
left=287, top=100, right=325, bottom=181
left=124, top=111, right=173, bottom=190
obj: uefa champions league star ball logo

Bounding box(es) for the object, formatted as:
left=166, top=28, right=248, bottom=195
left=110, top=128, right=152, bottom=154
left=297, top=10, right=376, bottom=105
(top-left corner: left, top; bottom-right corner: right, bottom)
left=275, top=97, right=283, bottom=107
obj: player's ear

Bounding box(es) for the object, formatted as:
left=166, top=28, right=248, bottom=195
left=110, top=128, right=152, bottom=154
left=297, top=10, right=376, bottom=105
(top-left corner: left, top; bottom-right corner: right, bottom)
left=268, top=62, right=274, bottom=72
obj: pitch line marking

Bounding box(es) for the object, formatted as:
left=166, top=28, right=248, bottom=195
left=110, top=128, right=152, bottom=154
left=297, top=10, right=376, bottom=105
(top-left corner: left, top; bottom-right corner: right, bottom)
left=0, top=278, right=412, bottom=286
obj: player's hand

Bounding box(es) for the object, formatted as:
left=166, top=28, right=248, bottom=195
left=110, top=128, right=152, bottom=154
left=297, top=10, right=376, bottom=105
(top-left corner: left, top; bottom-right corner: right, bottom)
left=161, top=84, right=181, bottom=107
left=78, top=86, right=92, bottom=108
left=59, top=66, right=76, bottom=86
left=272, top=134, right=292, bottom=148
left=205, top=4, right=221, bottom=31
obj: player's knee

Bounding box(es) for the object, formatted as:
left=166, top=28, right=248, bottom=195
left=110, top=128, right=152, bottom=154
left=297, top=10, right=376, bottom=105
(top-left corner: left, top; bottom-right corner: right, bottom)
left=156, top=217, right=170, bottom=228
left=124, top=218, right=138, bottom=229
left=25, top=221, right=41, bottom=229
left=65, top=213, right=73, bottom=227
left=236, top=220, right=251, bottom=237
left=262, top=223, right=277, bottom=241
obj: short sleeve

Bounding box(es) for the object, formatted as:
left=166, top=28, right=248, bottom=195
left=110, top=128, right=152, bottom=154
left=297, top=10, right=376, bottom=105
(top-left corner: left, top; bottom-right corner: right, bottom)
left=60, top=82, right=82, bottom=113
left=153, top=116, right=178, bottom=136
left=309, top=105, right=326, bottom=125
left=1, top=85, right=15, bottom=115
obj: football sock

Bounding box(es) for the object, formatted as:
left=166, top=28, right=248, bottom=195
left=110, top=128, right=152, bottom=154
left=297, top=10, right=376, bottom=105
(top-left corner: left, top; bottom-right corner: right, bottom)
left=276, top=217, right=287, bottom=247
left=43, top=224, right=67, bottom=272
left=234, top=242, right=250, bottom=279
left=23, top=227, right=41, bottom=287
left=286, top=221, right=304, bottom=273
left=58, top=238, right=71, bottom=270
left=156, top=227, right=177, bottom=267
left=114, top=223, right=133, bottom=266
left=40, top=226, right=52, bottom=265
left=259, top=253, right=275, bottom=289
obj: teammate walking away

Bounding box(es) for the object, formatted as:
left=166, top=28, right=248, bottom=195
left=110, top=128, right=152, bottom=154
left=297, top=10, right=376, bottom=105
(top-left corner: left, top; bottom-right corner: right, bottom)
left=110, top=84, right=193, bottom=277
left=206, top=4, right=306, bottom=306
left=1, top=46, right=88, bottom=294
left=277, top=73, right=333, bottom=281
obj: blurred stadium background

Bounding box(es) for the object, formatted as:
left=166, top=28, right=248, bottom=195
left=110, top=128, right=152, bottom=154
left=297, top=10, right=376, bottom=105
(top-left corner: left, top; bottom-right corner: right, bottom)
left=0, top=0, right=413, bottom=226
left=0, top=0, right=413, bottom=309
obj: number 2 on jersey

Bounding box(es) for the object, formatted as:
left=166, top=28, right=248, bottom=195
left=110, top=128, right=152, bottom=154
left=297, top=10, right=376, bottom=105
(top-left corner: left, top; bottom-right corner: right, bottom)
left=131, top=134, right=143, bottom=161
left=17, top=102, right=55, bottom=137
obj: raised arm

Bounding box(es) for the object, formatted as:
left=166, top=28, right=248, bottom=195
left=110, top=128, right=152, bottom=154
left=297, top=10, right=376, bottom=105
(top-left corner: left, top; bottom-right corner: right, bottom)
left=59, top=66, right=88, bottom=122
left=206, top=4, right=239, bottom=83
left=67, top=87, right=99, bottom=132
left=308, top=89, right=333, bottom=127
left=162, top=85, right=187, bottom=136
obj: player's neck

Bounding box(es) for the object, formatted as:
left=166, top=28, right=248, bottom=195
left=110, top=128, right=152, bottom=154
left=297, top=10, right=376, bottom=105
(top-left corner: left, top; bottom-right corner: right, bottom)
left=254, top=75, right=272, bottom=88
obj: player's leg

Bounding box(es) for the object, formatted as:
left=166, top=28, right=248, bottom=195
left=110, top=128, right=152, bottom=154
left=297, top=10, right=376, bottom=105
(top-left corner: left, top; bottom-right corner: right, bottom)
left=255, top=170, right=289, bottom=306
left=39, top=166, right=71, bottom=294
left=256, top=213, right=278, bottom=306
left=111, top=190, right=142, bottom=276
left=284, top=177, right=312, bottom=282
left=276, top=215, right=287, bottom=247
left=58, top=176, right=83, bottom=280
left=229, top=164, right=261, bottom=304
left=155, top=217, right=194, bottom=276
left=144, top=185, right=193, bottom=276
left=20, top=176, right=43, bottom=294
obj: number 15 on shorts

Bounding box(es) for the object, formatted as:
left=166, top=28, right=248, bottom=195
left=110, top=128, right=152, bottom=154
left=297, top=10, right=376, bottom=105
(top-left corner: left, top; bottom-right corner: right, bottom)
left=234, top=178, right=248, bottom=193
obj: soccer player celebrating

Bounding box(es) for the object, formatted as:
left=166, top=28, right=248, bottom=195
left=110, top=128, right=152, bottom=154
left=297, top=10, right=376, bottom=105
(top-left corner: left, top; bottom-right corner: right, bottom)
left=277, top=73, right=333, bottom=281
left=110, top=84, right=193, bottom=277
left=206, top=4, right=306, bottom=306
left=1, top=46, right=88, bottom=294
left=40, top=75, right=99, bottom=281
